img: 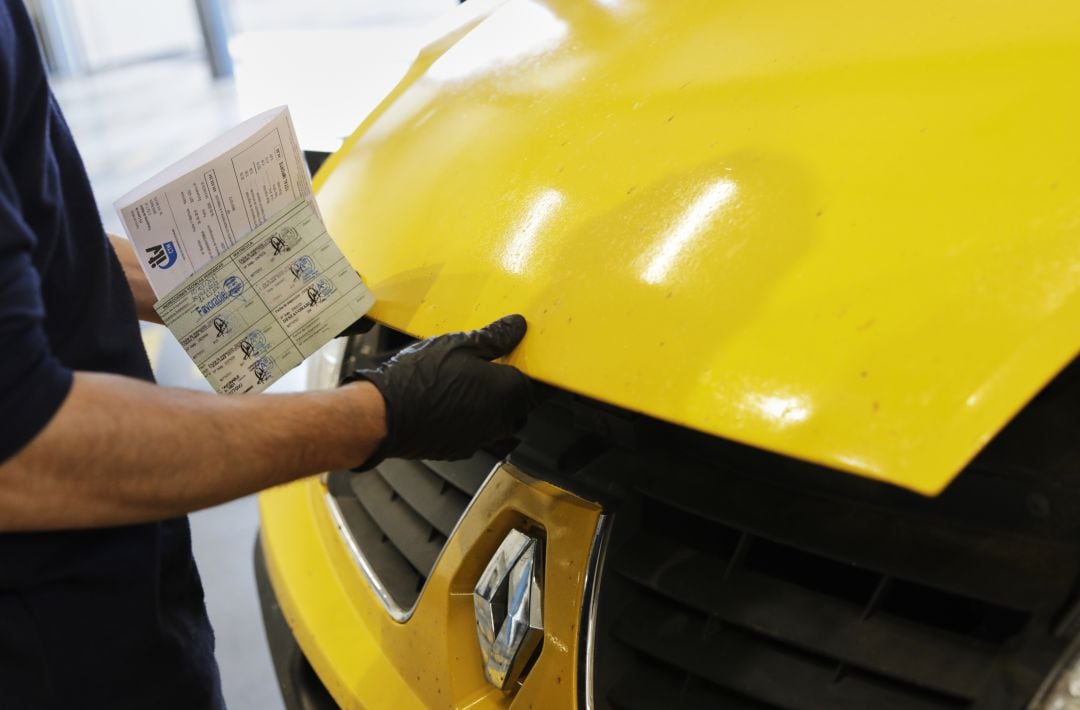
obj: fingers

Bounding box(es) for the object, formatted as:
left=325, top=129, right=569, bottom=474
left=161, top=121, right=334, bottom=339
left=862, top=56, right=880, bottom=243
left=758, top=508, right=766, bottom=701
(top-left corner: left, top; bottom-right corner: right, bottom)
left=463, top=314, right=528, bottom=360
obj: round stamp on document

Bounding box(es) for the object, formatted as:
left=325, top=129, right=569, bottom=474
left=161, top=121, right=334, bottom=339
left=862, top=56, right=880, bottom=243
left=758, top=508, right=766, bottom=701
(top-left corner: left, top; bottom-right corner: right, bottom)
left=267, top=226, right=300, bottom=255
left=288, top=255, right=318, bottom=283
left=238, top=329, right=269, bottom=360
left=252, top=355, right=277, bottom=384
left=305, top=277, right=336, bottom=307
left=223, top=275, right=245, bottom=298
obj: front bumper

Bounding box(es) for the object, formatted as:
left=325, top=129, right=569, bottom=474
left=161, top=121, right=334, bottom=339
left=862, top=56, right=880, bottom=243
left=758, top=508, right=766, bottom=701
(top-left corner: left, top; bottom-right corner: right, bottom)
left=255, top=534, right=337, bottom=710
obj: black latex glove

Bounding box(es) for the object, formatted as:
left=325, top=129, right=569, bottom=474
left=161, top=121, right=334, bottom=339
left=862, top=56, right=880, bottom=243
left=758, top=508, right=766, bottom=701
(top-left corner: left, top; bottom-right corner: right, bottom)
left=336, top=316, right=376, bottom=338
left=343, top=315, right=533, bottom=469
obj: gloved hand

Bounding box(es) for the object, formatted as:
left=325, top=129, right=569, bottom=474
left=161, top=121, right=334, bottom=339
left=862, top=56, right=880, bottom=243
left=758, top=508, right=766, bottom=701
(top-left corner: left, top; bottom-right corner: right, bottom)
left=336, top=316, right=376, bottom=338
left=344, top=315, right=533, bottom=469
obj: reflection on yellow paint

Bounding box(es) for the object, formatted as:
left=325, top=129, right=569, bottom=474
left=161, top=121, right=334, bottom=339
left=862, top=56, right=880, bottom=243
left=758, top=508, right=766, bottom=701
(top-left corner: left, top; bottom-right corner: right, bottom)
left=545, top=633, right=570, bottom=654
left=743, top=392, right=811, bottom=428
left=500, top=188, right=564, bottom=275
left=833, top=452, right=880, bottom=474
left=641, top=178, right=737, bottom=285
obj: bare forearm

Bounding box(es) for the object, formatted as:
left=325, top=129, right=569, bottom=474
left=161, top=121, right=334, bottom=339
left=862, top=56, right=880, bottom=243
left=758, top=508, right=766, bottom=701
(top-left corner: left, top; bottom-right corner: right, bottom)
left=108, top=234, right=162, bottom=323
left=0, top=372, right=385, bottom=531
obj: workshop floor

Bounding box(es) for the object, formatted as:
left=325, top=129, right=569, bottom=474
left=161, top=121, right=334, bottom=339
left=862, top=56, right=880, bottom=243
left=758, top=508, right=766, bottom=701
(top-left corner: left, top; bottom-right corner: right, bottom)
left=50, top=2, right=453, bottom=708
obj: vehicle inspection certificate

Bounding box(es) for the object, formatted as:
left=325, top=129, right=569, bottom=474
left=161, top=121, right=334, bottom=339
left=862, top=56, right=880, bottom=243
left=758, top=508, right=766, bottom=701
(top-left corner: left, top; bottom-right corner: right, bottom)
left=154, top=199, right=374, bottom=394
left=116, top=106, right=316, bottom=296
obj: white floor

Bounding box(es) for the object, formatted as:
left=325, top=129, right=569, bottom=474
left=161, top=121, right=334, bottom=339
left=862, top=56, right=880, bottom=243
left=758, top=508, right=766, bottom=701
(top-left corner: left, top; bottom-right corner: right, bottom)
left=50, top=2, right=454, bottom=706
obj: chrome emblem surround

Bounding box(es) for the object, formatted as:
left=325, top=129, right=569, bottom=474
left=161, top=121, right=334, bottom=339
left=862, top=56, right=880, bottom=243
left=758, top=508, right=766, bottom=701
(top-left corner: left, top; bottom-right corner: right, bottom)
left=473, top=528, right=544, bottom=690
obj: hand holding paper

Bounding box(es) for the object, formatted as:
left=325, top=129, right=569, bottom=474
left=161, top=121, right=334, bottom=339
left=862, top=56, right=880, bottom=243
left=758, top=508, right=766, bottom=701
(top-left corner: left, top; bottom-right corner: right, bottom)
left=115, top=107, right=374, bottom=394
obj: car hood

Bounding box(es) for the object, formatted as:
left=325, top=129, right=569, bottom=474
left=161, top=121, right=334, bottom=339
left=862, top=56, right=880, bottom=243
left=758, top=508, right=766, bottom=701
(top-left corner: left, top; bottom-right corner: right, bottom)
left=314, top=0, right=1080, bottom=495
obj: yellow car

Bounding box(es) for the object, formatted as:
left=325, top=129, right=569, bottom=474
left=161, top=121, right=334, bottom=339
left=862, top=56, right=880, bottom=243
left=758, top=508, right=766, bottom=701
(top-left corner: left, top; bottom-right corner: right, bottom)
left=256, top=1, right=1080, bottom=708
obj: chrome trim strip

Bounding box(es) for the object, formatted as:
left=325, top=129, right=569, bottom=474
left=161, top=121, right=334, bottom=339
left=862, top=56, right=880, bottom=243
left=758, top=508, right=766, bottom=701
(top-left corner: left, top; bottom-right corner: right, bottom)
left=578, top=513, right=612, bottom=710
left=323, top=491, right=411, bottom=622
left=322, top=459, right=504, bottom=623
left=1027, top=633, right=1080, bottom=710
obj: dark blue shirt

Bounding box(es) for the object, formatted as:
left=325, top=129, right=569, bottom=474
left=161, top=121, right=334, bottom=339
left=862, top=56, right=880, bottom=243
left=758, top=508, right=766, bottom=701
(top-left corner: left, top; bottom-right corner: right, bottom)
left=0, top=2, right=222, bottom=707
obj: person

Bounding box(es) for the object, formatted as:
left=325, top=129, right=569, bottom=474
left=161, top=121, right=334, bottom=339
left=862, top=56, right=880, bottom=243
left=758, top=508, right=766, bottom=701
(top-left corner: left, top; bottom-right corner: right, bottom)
left=0, top=2, right=533, bottom=708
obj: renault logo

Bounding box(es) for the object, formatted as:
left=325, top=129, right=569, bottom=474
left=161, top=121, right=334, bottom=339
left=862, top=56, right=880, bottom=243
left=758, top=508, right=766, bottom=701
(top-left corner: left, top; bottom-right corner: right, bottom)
left=473, top=529, right=544, bottom=690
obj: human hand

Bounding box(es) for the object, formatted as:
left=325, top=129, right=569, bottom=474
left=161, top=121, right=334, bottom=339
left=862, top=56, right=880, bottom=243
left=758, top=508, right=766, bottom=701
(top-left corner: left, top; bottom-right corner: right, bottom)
left=344, top=315, right=533, bottom=469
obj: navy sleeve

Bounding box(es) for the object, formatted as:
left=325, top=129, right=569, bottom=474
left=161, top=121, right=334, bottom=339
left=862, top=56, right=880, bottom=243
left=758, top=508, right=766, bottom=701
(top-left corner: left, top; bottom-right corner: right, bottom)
left=0, top=164, right=73, bottom=462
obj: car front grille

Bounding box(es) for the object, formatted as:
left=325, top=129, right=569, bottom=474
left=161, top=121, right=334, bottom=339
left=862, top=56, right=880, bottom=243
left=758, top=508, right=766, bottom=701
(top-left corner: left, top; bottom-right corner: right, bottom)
left=325, top=453, right=497, bottom=611
left=601, top=484, right=1060, bottom=710
left=488, top=358, right=1080, bottom=710
left=582, top=359, right=1080, bottom=710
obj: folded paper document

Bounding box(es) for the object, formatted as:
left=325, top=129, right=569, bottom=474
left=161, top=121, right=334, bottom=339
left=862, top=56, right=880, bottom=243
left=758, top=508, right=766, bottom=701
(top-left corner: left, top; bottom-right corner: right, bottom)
left=116, top=107, right=374, bottom=394
left=116, top=106, right=317, bottom=297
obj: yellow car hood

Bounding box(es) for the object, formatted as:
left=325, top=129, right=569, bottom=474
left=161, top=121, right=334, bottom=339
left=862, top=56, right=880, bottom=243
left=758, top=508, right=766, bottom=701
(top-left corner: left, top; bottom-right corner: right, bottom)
left=315, top=0, right=1080, bottom=495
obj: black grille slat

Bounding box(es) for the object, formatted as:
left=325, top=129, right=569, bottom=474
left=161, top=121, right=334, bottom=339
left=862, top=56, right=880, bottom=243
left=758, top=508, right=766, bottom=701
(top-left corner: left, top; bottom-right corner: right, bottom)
left=634, top=471, right=1076, bottom=613
left=325, top=478, right=423, bottom=605
left=326, top=445, right=496, bottom=609
left=612, top=533, right=996, bottom=700
left=350, top=470, right=444, bottom=576
left=423, top=454, right=496, bottom=496
left=377, top=459, right=470, bottom=537
left=609, top=658, right=773, bottom=710
left=613, top=595, right=967, bottom=710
